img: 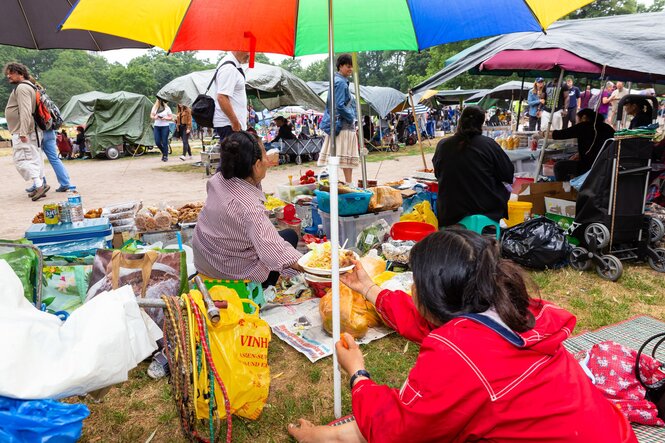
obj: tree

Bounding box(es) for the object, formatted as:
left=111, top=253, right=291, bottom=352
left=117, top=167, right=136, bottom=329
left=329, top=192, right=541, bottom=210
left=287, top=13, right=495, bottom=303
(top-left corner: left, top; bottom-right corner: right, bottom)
left=637, top=0, right=665, bottom=12
left=567, top=0, right=638, bottom=18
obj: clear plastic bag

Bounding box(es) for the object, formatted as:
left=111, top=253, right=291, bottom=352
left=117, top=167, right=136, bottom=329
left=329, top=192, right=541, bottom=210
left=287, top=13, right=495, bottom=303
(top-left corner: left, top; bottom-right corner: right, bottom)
left=356, top=220, right=390, bottom=255
left=381, top=240, right=415, bottom=264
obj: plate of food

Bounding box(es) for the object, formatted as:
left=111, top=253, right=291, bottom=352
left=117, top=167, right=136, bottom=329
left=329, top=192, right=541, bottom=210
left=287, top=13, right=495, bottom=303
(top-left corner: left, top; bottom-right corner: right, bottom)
left=298, top=242, right=358, bottom=276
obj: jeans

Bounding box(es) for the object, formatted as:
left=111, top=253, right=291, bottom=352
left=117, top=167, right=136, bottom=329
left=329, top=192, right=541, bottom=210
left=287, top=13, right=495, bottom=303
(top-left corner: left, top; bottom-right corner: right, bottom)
left=153, top=125, right=170, bottom=158
left=41, top=130, right=71, bottom=188
left=263, top=229, right=299, bottom=288
left=528, top=115, right=541, bottom=131
left=179, top=125, right=191, bottom=156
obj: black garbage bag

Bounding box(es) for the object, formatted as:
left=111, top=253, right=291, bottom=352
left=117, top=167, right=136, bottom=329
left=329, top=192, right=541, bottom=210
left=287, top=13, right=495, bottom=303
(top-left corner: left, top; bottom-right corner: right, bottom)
left=501, top=217, right=571, bottom=269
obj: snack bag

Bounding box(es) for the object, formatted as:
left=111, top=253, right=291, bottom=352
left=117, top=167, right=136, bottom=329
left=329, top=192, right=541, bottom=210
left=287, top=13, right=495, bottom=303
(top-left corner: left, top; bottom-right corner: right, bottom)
left=368, top=186, right=403, bottom=212
left=319, top=286, right=382, bottom=339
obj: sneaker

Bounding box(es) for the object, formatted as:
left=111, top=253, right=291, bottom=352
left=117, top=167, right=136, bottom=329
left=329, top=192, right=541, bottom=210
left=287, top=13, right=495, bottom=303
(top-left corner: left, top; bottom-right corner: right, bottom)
left=179, top=155, right=186, bottom=161
left=147, top=352, right=169, bottom=380
left=162, top=156, right=168, bottom=162
left=188, top=155, right=193, bottom=160
left=31, top=184, right=50, bottom=201
left=25, top=185, right=36, bottom=194
left=56, top=185, right=72, bottom=192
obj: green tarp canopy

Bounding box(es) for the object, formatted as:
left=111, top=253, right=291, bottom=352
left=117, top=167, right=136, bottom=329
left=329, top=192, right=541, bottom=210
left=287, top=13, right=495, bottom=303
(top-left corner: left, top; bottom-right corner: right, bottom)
left=60, top=91, right=155, bottom=157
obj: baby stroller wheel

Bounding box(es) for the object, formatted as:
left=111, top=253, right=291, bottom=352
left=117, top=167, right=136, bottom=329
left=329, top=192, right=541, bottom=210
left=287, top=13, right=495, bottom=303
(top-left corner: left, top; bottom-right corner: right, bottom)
left=596, top=255, right=623, bottom=282
left=649, top=218, right=665, bottom=244
left=570, top=247, right=593, bottom=271
left=648, top=248, right=665, bottom=273
left=295, top=155, right=303, bottom=165
left=585, top=223, right=611, bottom=249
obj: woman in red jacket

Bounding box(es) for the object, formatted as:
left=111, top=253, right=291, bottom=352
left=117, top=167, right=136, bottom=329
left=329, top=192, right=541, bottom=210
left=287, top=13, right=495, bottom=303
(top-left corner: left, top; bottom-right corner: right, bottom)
left=288, top=229, right=636, bottom=443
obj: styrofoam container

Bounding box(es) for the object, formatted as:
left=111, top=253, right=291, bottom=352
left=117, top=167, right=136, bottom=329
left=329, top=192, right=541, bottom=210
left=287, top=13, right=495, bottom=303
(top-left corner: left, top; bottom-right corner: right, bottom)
left=277, top=183, right=317, bottom=202
left=318, top=208, right=403, bottom=250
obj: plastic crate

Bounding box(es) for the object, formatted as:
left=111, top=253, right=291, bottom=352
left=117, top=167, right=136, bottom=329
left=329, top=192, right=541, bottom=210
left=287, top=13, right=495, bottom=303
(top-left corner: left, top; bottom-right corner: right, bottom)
left=318, top=208, right=403, bottom=249
left=315, top=190, right=372, bottom=216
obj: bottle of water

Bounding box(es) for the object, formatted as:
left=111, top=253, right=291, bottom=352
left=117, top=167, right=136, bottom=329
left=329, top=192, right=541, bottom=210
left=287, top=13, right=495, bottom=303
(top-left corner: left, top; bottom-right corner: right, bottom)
left=67, top=188, right=84, bottom=223
left=317, top=224, right=325, bottom=239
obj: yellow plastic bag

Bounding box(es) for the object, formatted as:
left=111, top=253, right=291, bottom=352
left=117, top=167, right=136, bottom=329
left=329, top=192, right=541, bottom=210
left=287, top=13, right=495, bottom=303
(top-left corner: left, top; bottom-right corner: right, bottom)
left=400, top=200, right=438, bottom=228
left=188, top=286, right=271, bottom=421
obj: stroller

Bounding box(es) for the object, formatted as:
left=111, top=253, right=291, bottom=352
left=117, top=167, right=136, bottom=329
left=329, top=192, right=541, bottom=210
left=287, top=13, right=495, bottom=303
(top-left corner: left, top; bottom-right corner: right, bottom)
left=569, top=95, right=665, bottom=281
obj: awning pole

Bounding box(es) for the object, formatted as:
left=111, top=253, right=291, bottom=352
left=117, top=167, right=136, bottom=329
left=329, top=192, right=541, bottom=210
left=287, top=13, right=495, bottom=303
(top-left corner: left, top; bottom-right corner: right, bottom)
left=352, top=53, right=368, bottom=188
left=534, top=69, right=565, bottom=180
left=326, top=0, right=343, bottom=420
left=516, top=73, right=526, bottom=132
left=409, top=91, right=428, bottom=170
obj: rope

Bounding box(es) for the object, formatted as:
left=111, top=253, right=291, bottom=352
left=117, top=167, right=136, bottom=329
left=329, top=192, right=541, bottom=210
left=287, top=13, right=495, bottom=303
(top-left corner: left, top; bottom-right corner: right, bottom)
left=609, top=140, right=622, bottom=249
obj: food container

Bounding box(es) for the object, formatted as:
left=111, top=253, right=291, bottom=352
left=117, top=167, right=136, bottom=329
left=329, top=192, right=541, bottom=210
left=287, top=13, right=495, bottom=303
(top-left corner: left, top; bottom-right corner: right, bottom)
left=276, top=183, right=317, bottom=203
left=43, top=204, right=60, bottom=225
left=315, top=190, right=373, bottom=216
left=318, top=208, right=403, bottom=249
left=390, top=221, right=436, bottom=242
left=304, top=274, right=332, bottom=298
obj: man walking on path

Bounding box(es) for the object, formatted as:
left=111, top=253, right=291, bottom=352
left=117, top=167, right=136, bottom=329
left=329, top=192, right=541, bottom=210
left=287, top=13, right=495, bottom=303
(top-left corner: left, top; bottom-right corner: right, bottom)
left=563, top=78, right=581, bottom=128
left=608, top=81, right=629, bottom=128
left=213, top=51, right=249, bottom=143
left=4, top=62, right=49, bottom=201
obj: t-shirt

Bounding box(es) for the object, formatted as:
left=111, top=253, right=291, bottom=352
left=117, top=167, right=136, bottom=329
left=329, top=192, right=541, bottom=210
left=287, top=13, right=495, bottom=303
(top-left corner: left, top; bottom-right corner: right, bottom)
left=153, top=104, right=172, bottom=127
left=213, top=54, right=247, bottom=130
left=598, top=89, right=612, bottom=115
left=580, top=90, right=593, bottom=109
left=567, top=86, right=581, bottom=109
left=544, top=82, right=569, bottom=112
left=609, top=88, right=629, bottom=118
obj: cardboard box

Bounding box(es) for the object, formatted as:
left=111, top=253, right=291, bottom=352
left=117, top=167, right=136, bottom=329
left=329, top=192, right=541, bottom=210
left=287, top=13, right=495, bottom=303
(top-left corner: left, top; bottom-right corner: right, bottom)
left=517, top=182, right=577, bottom=216
left=544, top=197, right=576, bottom=218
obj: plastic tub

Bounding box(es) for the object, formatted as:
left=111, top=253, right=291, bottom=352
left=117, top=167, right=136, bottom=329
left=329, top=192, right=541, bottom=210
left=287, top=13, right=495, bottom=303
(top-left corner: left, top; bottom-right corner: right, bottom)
left=315, top=190, right=372, bottom=216
left=305, top=274, right=332, bottom=298
left=390, top=221, right=436, bottom=242
left=276, top=183, right=317, bottom=203
left=318, top=208, right=403, bottom=249
left=504, top=201, right=533, bottom=227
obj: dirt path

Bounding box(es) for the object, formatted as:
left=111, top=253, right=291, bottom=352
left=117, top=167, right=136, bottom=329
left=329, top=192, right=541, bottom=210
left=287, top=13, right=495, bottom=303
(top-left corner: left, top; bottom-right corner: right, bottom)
left=0, top=149, right=435, bottom=239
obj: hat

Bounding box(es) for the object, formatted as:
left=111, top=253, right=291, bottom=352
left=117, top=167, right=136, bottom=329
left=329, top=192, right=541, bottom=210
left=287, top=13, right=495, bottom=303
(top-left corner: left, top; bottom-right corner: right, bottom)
left=623, top=96, right=649, bottom=107
left=535, top=77, right=544, bottom=83
left=273, top=116, right=287, bottom=122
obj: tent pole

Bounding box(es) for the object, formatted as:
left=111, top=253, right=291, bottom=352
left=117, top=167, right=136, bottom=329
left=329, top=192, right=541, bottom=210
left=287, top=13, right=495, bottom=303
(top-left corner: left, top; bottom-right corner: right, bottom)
left=534, top=69, right=565, bottom=180
left=352, top=52, right=368, bottom=188
left=326, top=0, right=342, bottom=420
left=409, top=90, right=428, bottom=170
left=516, top=73, right=525, bottom=132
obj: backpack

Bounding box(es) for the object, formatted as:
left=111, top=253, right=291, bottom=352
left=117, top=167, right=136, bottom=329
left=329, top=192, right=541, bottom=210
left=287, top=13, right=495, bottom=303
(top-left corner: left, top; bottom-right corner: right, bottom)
left=191, top=61, right=245, bottom=128
left=20, top=81, right=63, bottom=131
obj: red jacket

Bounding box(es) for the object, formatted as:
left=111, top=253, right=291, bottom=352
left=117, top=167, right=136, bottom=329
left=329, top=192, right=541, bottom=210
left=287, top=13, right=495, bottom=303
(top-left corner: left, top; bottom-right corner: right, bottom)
left=352, top=290, right=637, bottom=443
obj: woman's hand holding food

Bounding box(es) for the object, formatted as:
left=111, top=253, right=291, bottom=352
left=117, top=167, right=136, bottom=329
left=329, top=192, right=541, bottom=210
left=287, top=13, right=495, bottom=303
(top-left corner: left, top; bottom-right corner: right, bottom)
left=336, top=333, right=366, bottom=381
left=340, top=261, right=381, bottom=304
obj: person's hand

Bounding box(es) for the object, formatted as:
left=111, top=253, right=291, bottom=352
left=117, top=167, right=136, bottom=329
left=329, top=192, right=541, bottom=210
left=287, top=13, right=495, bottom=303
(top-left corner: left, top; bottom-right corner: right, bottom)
left=335, top=333, right=365, bottom=376
left=339, top=260, right=374, bottom=295
left=540, top=98, right=545, bottom=104
left=231, top=120, right=242, bottom=131
left=570, top=152, right=580, bottom=161
left=19, top=135, right=28, bottom=143
left=186, top=129, right=190, bottom=134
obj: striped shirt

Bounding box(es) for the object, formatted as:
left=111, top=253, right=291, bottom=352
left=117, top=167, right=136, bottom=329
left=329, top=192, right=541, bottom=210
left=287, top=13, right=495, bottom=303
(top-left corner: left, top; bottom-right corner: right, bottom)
left=193, top=174, right=302, bottom=282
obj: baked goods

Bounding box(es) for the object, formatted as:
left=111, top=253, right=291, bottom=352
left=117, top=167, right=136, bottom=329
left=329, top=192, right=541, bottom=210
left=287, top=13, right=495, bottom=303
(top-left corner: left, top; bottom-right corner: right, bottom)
left=32, top=212, right=45, bottom=224
left=177, top=202, right=203, bottom=224
left=84, top=208, right=103, bottom=219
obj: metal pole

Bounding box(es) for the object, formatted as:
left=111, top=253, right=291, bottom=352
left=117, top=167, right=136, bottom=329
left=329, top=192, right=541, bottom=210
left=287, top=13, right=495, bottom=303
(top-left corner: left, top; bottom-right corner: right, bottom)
left=409, top=91, right=428, bottom=170
left=516, top=74, right=525, bottom=132
left=352, top=53, right=368, bottom=188
left=534, top=69, right=565, bottom=180
left=326, top=0, right=343, bottom=420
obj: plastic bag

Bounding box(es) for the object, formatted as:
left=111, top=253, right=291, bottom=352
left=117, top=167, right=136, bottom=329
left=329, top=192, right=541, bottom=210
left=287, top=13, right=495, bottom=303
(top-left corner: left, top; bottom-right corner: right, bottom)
left=501, top=217, right=571, bottom=269
left=319, top=286, right=383, bottom=339
left=0, top=239, right=38, bottom=303
left=570, top=170, right=590, bottom=191
left=368, top=186, right=403, bottom=212
left=381, top=240, right=416, bottom=264
left=0, top=397, right=90, bottom=443
left=355, top=220, right=390, bottom=255
left=400, top=200, right=438, bottom=229
left=190, top=287, right=271, bottom=420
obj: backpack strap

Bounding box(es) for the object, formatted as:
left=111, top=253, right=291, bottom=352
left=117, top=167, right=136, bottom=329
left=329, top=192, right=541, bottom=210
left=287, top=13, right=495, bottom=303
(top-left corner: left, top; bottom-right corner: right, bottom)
left=205, top=60, right=245, bottom=93
left=18, top=81, right=41, bottom=147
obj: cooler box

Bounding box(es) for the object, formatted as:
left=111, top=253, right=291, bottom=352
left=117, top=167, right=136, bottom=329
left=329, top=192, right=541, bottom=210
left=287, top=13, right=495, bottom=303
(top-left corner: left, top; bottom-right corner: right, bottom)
left=318, top=208, right=403, bottom=249
left=25, top=218, right=113, bottom=257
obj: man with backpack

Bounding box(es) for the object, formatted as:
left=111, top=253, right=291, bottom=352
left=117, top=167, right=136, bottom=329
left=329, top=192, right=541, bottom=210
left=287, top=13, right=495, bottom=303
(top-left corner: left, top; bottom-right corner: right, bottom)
left=4, top=62, right=48, bottom=201
left=213, top=51, right=249, bottom=142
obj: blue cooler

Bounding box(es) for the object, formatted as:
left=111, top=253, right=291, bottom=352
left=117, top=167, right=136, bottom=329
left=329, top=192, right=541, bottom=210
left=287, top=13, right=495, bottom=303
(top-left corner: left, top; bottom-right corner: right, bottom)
left=25, top=218, right=113, bottom=258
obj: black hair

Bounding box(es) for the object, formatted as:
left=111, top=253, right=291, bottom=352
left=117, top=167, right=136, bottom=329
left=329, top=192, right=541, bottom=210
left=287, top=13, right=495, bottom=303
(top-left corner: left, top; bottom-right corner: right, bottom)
left=455, top=105, right=485, bottom=148
left=336, top=54, right=352, bottom=71
left=577, top=108, right=604, bottom=125
left=409, top=228, right=536, bottom=333
left=3, top=62, right=29, bottom=79
left=218, top=131, right=264, bottom=179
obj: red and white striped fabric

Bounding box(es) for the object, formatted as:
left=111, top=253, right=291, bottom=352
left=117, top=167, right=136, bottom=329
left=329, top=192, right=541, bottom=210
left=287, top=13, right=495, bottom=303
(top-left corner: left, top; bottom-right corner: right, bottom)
left=192, top=175, right=301, bottom=282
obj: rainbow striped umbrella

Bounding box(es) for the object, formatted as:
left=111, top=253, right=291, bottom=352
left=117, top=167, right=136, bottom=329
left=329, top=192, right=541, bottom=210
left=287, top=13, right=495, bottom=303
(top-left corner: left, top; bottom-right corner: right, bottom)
left=61, top=0, right=592, bottom=56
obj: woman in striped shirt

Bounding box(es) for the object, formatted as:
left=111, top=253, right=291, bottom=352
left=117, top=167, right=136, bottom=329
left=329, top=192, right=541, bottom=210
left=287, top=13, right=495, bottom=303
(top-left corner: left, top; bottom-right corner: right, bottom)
left=193, top=131, right=302, bottom=287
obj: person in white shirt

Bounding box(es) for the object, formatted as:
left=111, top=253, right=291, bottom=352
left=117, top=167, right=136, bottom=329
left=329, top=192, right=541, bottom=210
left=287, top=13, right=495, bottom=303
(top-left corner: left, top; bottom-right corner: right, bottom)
left=151, top=98, right=173, bottom=162
left=213, top=51, right=249, bottom=144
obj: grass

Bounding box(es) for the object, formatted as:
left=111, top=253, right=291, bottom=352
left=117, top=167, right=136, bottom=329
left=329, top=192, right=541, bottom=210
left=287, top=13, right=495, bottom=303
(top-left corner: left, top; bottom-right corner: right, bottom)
left=75, top=264, right=665, bottom=443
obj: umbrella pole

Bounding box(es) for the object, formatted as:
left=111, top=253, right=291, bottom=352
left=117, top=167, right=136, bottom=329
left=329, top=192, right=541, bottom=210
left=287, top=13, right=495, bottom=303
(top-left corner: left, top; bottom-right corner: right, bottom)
left=352, top=53, right=368, bottom=188
left=409, top=91, right=428, bottom=170
left=534, top=69, right=565, bottom=180
left=326, top=0, right=342, bottom=420
left=516, top=74, right=525, bottom=132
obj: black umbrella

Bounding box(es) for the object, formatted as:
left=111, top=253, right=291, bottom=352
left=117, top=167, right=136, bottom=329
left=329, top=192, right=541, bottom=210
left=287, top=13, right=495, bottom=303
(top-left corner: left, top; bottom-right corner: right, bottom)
left=2, top=0, right=150, bottom=50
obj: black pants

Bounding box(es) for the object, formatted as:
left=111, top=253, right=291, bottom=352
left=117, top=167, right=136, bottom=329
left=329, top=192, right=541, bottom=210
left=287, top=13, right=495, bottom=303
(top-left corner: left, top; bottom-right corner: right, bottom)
left=563, top=108, right=577, bottom=128
left=214, top=125, right=234, bottom=142
left=263, top=229, right=299, bottom=288
left=528, top=115, right=541, bottom=131
left=554, top=160, right=581, bottom=182
left=179, top=125, right=191, bottom=156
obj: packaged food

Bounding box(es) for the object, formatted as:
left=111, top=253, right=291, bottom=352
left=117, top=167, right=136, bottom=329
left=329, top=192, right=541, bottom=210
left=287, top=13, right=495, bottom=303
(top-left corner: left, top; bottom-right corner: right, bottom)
left=104, top=201, right=143, bottom=214
left=177, top=202, right=203, bottom=223
left=355, top=220, right=390, bottom=255
left=319, top=286, right=383, bottom=339
left=368, top=186, right=403, bottom=212
left=382, top=240, right=416, bottom=264
left=84, top=208, right=103, bottom=219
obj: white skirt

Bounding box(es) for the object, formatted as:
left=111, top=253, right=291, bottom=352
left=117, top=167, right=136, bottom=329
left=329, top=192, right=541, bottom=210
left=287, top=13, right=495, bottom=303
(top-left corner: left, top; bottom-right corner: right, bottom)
left=317, top=129, right=359, bottom=168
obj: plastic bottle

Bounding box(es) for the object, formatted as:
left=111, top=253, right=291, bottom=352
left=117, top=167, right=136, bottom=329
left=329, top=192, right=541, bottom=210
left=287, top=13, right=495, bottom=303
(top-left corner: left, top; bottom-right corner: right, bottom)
left=317, top=224, right=325, bottom=239
left=67, top=188, right=84, bottom=223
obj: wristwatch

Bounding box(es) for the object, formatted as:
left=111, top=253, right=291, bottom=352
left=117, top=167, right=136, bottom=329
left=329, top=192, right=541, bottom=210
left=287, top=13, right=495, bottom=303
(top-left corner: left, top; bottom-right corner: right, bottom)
left=349, top=369, right=371, bottom=389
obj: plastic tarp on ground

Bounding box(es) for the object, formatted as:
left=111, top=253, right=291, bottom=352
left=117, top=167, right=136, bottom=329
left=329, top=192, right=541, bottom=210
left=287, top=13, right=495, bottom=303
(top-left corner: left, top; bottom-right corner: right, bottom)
left=60, top=91, right=155, bottom=157
left=0, top=260, right=162, bottom=400
left=158, top=62, right=325, bottom=112
left=413, top=11, right=665, bottom=93
left=308, top=81, right=406, bottom=118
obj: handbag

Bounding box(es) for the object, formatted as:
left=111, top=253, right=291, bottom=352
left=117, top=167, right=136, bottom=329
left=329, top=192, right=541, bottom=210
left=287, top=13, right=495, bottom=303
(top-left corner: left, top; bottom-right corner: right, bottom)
left=191, top=61, right=245, bottom=128
left=635, top=332, right=665, bottom=420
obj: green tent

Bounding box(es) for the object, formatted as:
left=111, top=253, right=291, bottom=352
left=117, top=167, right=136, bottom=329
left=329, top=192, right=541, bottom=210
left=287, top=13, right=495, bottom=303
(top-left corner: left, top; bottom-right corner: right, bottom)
left=60, top=91, right=155, bottom=157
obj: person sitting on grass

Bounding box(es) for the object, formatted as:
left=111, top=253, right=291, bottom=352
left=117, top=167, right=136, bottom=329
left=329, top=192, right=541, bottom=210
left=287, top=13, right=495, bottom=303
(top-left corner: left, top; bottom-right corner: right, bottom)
left=288, top=229, right=637, bottom=443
